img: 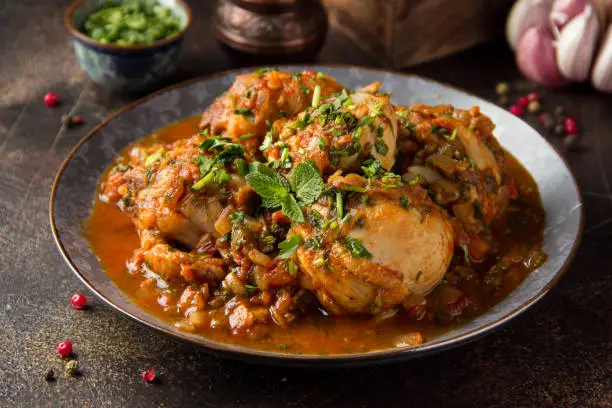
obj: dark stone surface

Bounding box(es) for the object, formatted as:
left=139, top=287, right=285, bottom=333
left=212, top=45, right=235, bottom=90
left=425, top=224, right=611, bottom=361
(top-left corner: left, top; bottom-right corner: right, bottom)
left=0, top=1, right=611, bottom=407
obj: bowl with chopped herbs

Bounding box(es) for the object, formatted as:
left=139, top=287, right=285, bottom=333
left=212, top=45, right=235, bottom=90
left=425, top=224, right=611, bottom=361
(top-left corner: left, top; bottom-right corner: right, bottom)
left=65, top=0, right=191, bottom=92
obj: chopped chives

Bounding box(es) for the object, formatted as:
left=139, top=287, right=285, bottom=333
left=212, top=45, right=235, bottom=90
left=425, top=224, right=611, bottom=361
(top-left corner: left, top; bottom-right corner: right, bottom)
left=311, top=85, right=321, bottom=108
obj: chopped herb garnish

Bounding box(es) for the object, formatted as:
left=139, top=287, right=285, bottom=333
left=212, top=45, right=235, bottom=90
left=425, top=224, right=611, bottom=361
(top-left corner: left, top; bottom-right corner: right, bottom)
left=245, top=89, right=252, bottom=98
left=341, top=184, right=366, bottom=193
left=329, top=221, right=339, bottom=230
left=461, top=244, right=471, bottom=264
left=277, top=234, right=303, bottom=259
left=336, top=191, right=344, bottom=219
left=260, top=131, right=274, bottom=151
left=311, top=85, right=321, bottom=107
left=144, top=151, right=164, bottom=166
left=375, top=140, right=389, bottom=155
left=446, top=128, right=458, bottom=141
left=318, top=137, right=328, bottom=150
left=400, top=197, right=409, bottom=209
left=344, top=237, right=372, bottom=259
left=238, top=133, right=255, bottom=140
left=316, top=72, right=325, bottom=79
left=229, top=212, right=245, bottom=225
left=254, top=67, right=278, bottom=75
left=244, top=284, right=258, bottom=296
left=288, top=260, right=296, bottom=276
left=110, top=163, right=129, bottom=174
left=234, top=108, right=254, bottom=121
left=376, top=126, right=384, bottom=138
left=304, top=235, right=323, bottom=250
left=278, top=111, right=287, bottom=118
left=191, top=172, right=214, bottom=191
left=408, top=174, right=421, bottom=185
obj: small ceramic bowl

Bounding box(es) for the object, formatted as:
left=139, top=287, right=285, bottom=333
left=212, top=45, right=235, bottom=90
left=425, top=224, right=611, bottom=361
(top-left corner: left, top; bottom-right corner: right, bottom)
left=64, top=0, right=191, bottom=93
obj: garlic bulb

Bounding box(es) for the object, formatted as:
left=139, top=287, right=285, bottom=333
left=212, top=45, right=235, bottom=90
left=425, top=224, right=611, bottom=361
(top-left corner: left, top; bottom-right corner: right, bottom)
left=506, top=0, right=555, bottom=50
left=550, top=0, right=591, bottom=30
left=555, top=5, right=601, bottom=82
left=592, top=25, right=612, bottom=91
left=516, top=26, right=566, bottom=86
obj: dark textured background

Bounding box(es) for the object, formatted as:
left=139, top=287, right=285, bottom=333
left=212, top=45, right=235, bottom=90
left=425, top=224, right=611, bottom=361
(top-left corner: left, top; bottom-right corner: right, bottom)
left=1, top=1, right=611, bottom=407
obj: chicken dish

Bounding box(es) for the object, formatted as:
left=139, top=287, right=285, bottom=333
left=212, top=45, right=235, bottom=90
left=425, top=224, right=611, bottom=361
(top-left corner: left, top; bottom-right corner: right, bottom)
left=86, top=70, right=546, bottom=354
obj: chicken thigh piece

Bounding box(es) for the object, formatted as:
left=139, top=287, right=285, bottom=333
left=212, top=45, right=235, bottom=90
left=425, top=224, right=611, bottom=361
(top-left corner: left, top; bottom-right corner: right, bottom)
left=395, top=104, right=517, bottom=261
left=264, top=88, right=398, bottom=176
left=100, top=133, right=251, bottom=250
left=199, top=70, right=345, bottom=156
left=291, top=173, right=454, bottom=315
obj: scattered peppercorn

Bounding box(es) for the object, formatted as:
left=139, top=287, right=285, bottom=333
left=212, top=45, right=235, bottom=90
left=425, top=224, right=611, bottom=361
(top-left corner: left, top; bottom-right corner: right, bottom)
left=527, top=100, right=541, bottom=113
left=65, top=360, right=79, bottom=376
left=44, top=92, right=60, bottom=107
left=495, top=82, right=510, bottom=95
left=564, top=117, right=578, bottom=135
left=510, top=105, right=524, bottom=116
left=527, top=92, right=541, bottom=102
left=564, top=134, right=580, bottom=151
left=70, top=293, right=87, bottom=309
left=517, top=96, right=529, bottom=108
left=498, top=95, right=508, bottom=106
left=62, top=115, right=86, bottom=128
left=539, top=112, right=554, bottom=130
left=44, top=369, right=55, bottom=382
left=554, top=105, right=564, bottom=117
left=141, top=368, right=156, bottom=383
left=57, top=341, right=72, bottom=358
left=554, top=123, right=565, bottom=136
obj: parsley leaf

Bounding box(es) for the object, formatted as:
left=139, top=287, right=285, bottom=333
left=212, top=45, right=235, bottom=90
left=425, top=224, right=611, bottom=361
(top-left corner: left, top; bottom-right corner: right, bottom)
left=289, top=162, right=324, bottom=206
left=375, top=140, right=389, bottom=155
left=234, top=108, right=254, bottom=121
left=277, top=234, right=303, bottom=259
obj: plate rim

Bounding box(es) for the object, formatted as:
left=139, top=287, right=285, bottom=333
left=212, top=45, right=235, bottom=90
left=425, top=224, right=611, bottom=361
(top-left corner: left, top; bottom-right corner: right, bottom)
left=49, top=64, right=584, bottom=365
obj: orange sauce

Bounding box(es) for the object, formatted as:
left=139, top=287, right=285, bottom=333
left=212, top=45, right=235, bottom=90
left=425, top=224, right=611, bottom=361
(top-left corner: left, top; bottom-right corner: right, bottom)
left=84, top=116, right=545, bottom=355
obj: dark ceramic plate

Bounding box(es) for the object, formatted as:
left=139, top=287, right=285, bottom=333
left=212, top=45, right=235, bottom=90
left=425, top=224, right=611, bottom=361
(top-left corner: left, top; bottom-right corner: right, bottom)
left=50, top=66, right=583, bottom=366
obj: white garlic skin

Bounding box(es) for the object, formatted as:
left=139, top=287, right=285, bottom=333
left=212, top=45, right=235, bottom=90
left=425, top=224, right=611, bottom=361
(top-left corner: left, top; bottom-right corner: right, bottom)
left=555, top=5, right=601, bottom=82
left=506, top=0, right=555, bottom=50
left=516, top=26, right=567, bottom=86
left=592, top=25, right=612, bottom=92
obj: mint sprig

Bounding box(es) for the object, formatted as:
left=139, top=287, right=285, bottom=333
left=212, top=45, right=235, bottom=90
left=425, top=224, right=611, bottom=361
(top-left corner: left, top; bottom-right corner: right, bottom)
left=245, top=161, right=323, bottom=223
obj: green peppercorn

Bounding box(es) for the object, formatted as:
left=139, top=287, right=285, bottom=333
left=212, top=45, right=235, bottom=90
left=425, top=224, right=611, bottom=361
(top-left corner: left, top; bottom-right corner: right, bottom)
left=65, top=360, right=79, bottom=376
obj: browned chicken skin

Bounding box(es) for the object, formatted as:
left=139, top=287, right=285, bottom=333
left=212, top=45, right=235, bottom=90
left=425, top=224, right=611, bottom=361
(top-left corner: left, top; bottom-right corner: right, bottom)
left=97, top=70, right=531, bottom=340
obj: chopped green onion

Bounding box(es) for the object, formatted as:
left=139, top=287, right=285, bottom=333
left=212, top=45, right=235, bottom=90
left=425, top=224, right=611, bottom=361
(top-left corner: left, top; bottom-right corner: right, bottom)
left=288, top=260, right=296, bottom=276
left=191, top=172, right=214, bottom=191
left=238, top=133, right=255, bottom=140
left=341, top=184, right=366, bottom=193
left=311, top=85, right=321, bottom=108
left=336, top=191, right=344, bottom=219
left=144, top=151, right=164, bottom=166
left=329, top=221, right=339, bottom=230
left=313, top=257, right=326, bottom=267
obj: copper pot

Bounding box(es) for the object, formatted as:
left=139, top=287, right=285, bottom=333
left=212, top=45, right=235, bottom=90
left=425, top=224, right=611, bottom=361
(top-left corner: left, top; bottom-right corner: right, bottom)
left=213, top=0, right=328, bottom=61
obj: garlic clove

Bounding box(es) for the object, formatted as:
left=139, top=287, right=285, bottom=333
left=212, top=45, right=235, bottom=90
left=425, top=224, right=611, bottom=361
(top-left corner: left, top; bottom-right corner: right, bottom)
left=592, top=25, right=612, bottom=92
left=555, top=5, right=601, bottom=82
left=516, top=26, right=567, bottom=86
left=550, top=0, right=591, bottom=30
left=506, top=0, right=555, bottom=50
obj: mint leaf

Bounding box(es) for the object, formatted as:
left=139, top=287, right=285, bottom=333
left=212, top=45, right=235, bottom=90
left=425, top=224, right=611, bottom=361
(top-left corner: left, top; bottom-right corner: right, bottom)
left=245, top=172, right=288, bottom=201
left=249, top=162, right=290, bottom=191
left=290, top=162, right=324, bottom=206
left=277, top=234, right=303, bottom=259
left=262, top=196, right=282, bottom=209
left=280, top=194, right=304, bottom=222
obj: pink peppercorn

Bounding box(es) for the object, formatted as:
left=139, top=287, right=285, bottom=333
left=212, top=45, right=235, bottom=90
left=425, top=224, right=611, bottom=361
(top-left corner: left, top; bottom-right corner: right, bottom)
left=72, top=115, right=84, bottom=125
left=70, top=293, right=87, bottom=309
left=142, top=368, right=156, bottom=383
left=57, top=341, right=72, bottom=358
left=44, top=92, right=60, bottom=107
left=517, top=96, right=529, bottom=107
left=510, top=104, right=524, bottom=116
left=564, top=117, right=578, bottom=135
left=527, top=92, right=541, bottom=102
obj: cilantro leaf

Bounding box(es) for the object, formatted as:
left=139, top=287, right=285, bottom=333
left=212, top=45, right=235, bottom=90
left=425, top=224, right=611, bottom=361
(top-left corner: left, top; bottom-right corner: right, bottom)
left=290, top=162, right=324, bottom=206
left=277, top=234, right=303, bottom=259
